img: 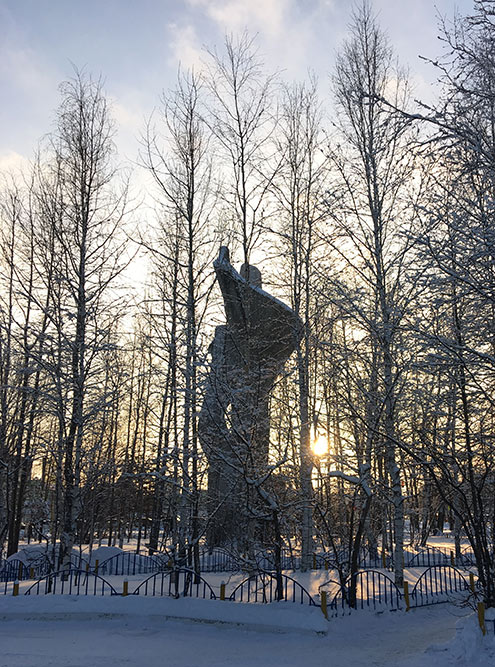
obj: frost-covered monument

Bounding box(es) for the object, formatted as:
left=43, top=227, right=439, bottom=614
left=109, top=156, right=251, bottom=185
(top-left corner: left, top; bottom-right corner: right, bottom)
left=199, top=247, right=302, bottom=548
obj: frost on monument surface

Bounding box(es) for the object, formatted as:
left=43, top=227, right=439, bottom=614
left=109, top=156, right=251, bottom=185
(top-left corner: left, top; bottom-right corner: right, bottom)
left=199, top=246, right=302, bottom=548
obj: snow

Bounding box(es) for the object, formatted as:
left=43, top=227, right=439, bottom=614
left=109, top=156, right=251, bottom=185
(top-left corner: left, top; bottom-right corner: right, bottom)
left=0, top=593, right=484, bottom=667
left=3, top=535, right=493, bottom=666
left=403, top=610, right=495, bottom=667
left=85, top=546, right=125, bottom=566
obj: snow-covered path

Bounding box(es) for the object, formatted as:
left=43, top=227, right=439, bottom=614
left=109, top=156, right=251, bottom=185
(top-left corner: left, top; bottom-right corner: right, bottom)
left=0, top=596, right=467, bottom=667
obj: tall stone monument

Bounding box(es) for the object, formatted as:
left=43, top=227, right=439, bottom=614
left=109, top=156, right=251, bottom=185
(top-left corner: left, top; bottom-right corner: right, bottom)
left=199, top=247, right=302, bottom=548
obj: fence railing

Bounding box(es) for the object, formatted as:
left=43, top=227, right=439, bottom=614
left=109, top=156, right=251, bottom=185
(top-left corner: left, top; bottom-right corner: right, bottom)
left=0, top=554, right=90, bottom=583
left=406, top=546, right=452, bottom=568
left=229, top=572, right=318, bottom=606
left=97, top=552, right=164, bottom=576
left=409, top=565, right=470, bottom=607
left=198, top=548, right=241, bottom=573
left=325, top=570, right=403, bottom=615
left=0, top=559, right=30, bottom=583
left=24, top=570, right=118, bottom=596
left=132, top=569, right=216, bottom=599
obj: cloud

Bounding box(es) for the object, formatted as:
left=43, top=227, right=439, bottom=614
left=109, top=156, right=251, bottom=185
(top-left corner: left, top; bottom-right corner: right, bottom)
left=178, top=0, right=337, bottom=84
left=187, top=0, right=290, bottom=37
left=167, top=23, right=205, bottom=71
left=0, top=150, right=31, bottom=175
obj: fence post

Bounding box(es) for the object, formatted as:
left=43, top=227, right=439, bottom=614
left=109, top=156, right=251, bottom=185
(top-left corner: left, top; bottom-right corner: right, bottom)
left=94, top=559, right=99, bottom=575
left=29, top=567, right=35, bottom=579
left=324, top=560, right=329, bottom=571
left=381, top=551, right=386, bottom=569
left=321, top=590, right=328, bottom=619
left=450, top=551, right=455, bottom=567
left=470, top=572, right=476, bottom=594
left=86, top=563, right=90, bottom=573
left=403, top=581, right=410, bottom=611
left=18, top=563, right=23, bottom=580
left=220, top=581, right=226, bottom=601
left=477, top=602, right=486, bottom=635
left=312, top=554, right=317, bottom=570
left=122, top=581, right=128, bottom=597
left=13, top=580, right=19, bottom=597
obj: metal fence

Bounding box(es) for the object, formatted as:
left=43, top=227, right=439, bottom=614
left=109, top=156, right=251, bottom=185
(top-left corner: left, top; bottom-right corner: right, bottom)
left=132, top=568, right=216, bottom=599
left=325, top=570, right=403, bottom=615
left=229, top=572, right=317, bottom=605
left=97, top=552, right=164, bottom=576
left=24, top=570, right=118, bottom=596
left=198, top=548, right=241, bottom=573
left=0, top=559, right=29, bottom=582
left=406, top=546, right=452, bottom=568
left=409, top=565, right=470, bottom=607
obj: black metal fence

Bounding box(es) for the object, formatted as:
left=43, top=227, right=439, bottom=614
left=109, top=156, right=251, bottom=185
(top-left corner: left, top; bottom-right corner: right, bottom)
left=24, top=570, right=118, bottom=596
left=229, top=572, right=317, bottom=605
left=406, top=546, right=452, bottom=568
left=198, top=548, right=241, bottom=573
left=325, top=570, right=403, bottom=614
left=132, top=568, right=216, bottom=599
left=0, top=559, right=29, bottom=582
left=409, top=565, right=470, bottom=607
left=97, top=552, right=164, bottom=576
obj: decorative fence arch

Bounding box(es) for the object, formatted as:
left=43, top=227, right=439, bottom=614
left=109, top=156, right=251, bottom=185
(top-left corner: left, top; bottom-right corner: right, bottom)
left=326, top=570, right=403, bottom=615
left=198, top=548, right=241, bottom=573
left=24, top=570, right=118, bottom=596
left=0, top=559, right=29, bottom=582
left=97, top=552, right=163, bottom=576
left=406, top=546, right=451, bottom=568
left=228, top=572, right=318, bottom=606
left=132, top=568, right=216, bottom=599
left=318, top=547, right=392, bottom=571
left=409, top=565, right=470, bottom=607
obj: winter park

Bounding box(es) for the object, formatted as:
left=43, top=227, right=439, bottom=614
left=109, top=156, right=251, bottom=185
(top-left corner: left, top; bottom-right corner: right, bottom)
left=2, top=0, right=495, bottom=665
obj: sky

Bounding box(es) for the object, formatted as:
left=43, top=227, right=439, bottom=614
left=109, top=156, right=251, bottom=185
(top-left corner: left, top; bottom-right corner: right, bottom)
left=0, top=0, right=475, bottom=174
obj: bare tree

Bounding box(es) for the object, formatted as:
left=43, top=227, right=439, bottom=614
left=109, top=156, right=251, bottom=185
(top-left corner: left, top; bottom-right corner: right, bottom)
left=327, top=1, right=419, bottom=585
left=205, top=32, right=278, bottom=268
left=36, top=72, right=128, bottom=571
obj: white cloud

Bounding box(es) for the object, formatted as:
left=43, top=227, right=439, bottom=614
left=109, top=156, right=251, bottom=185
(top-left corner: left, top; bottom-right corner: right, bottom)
left=187, top=0, right=290, bottom=37
left=111, top=100, right=145, bottom=132
left=0, top=150, right=31, bottom=175
left=167, top=23, right=205, bottom=71
left=0, top=40, right=56, bottom=100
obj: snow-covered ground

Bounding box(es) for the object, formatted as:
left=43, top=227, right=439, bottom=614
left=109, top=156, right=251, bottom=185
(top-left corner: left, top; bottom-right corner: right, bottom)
left=3, top=534, right=490, bottom=665
left=0, top=594, right=492, bottom=667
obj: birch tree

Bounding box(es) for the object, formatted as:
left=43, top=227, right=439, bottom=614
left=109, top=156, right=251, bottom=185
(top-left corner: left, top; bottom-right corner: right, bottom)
left=328, top=1, right=418, bottom=585
left=39, top=72, right=128, bottom=570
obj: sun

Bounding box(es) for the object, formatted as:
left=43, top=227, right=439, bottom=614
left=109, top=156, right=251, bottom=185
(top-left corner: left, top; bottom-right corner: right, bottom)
left=311, top=434, right=328, bottom=457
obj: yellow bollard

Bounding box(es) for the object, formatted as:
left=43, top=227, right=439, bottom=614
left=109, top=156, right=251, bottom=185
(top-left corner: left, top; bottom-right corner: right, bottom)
left=122, top=581, right=128, bottom=597
left=403, top=581, right=410, bottom=612
left=450, top=551, right=455, bottom=567
left=220, top=582, right=226, bottom=601
left=381, top=551, right=386, bottom=569
left=477, top=602, right=486, bottom=635
left=470, top=572, right=476, bottom=594
left=13, top=581, right=19, bottom=597
left=94, top=559, right=99, bottom=575
left=312, top=554, right=317, bottom=570
left=29, top=567, right=34, bottom=579
left=321, top=590, right=328, bottom=619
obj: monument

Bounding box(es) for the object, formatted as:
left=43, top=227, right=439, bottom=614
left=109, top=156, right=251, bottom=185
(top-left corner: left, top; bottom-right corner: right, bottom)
left=199, top=247, right=302, bottom=548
